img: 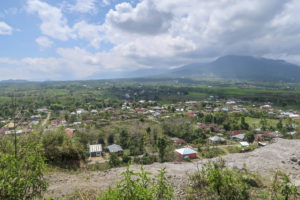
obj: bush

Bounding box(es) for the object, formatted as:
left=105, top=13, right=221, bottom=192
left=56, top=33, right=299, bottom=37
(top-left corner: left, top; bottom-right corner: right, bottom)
left=98, top=167, right=173, bottom=200
left=270, top=171, right=299, bottom=200
left=200, top=146, right=226, bottom=158
left=188, top=160, right=250, bottom=200
left=87, top=162, right=110, bottom=171
left=109, top=153, right=121, bottom=168
left=122, top=154, right=131, bottom=164
left=42, top=131, right=85, bottom=169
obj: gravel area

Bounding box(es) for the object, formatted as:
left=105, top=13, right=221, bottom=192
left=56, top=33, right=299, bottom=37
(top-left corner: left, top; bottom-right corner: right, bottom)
left=44, top=139, right=300, bottom=199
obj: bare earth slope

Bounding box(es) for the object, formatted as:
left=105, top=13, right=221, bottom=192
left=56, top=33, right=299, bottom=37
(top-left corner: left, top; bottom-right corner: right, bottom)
left=45, top=139, right=300, bottom=199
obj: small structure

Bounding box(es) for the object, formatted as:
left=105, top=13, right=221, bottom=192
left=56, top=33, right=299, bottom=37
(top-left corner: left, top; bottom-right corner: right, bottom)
left=76, top=109, right=88, bottom=115
left=89, top=144, right=102, bottom=157
left=258, top=142, right=267, bottom=147
left=232, top=133, right=245, bottom=141
left=65, top=128, right=74, bottom=137
left=175, top=147, right=197, bottom=159
left=91, top=109, right=98, bottom=114
left=171, top=137, right=187, bottom=145
left=107, top=144, right=123, bottom=154
left=239, top=141, right=249, bottom=147
left=209, top=136, right=226, bottom=144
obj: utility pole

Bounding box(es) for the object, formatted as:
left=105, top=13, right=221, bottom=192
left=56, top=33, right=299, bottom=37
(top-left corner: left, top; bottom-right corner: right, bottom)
left=11, top=94, right=17, bottom=158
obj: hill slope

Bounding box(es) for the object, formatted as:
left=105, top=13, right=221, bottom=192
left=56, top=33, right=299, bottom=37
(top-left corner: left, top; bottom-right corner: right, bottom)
left=45, top=139, right=300, bottom=199
left=169, top=55, right=300, bottom=82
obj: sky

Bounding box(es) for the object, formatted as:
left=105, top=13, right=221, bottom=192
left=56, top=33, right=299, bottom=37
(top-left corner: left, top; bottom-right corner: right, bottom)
left=0, top=0, right=300, bottom=81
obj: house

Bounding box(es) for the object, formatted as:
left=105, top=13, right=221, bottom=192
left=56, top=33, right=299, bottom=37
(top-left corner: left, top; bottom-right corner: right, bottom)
left=209, top=136, right=226, bottom=144
left=51, top=119, right=58, bottom=126
left=37, top=108, right=49, bottom=113
left=263, top=131, right=283, bottom=139
left=76, top=109, right=88, bottom=115
left=175, top=147, right=197, bottom=159
left=171, top=137, right=187, bottom=145
left=226, top=100, right=236, bottom=105
left=232, top=133, right=245, bottom=141
left=91, top=109, right=98, bottom=114
left=29, top=121, right=39, bottom=127
left=65, top=128, right=74, bottom=137
left=153, top=112, right=161, bottom=118
left=226, top=131, right=242, bottom=136
left=107, top=144, right=123, bottom=154
left=187, top=113, right=194, bottom=117
left=8, top=122, right=15, bottom=129
left=89, top=144, right=102, bottom=157
left=254, top=134, right=264, bottom=141
left=31, top=114, right=42, bottom=119
left=260, top=105, right=272, bottom=110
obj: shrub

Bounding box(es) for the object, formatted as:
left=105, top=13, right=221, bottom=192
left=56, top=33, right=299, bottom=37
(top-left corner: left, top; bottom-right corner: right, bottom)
left=270, top=171, right=299, bottom=200
left=109, top=153, right=121, bottom=168
left=188, top=160, right=251, bottom=200
left=98, top=167, right=173, bottom=200
left=200, top=146, right=226, bottom=158
left=122, top=154, right=131, bottom=164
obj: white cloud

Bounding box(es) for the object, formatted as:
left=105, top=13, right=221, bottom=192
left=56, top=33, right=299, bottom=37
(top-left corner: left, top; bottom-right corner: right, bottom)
left=27, top=0, right=103, bottom=48
left=36, top=36, right=53, bottom=48
left=4, top=0, right=300, bottom=81
left=100, top=0, right=298, bottom=68
left=106, top=0, right=172, bottom=35
left=0, top=21, right=12, bottom=35
left=102, top=0, right=110, bottom=6
left=69, top=0, right=97, bottom=13
left=26, top=0, right=73, bottom=40
left=72, top=21, right=103, bottom=48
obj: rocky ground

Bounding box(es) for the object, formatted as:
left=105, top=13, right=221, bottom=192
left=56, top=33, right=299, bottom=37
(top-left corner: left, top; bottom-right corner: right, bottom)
left=44, top=139, right=300, bottom=199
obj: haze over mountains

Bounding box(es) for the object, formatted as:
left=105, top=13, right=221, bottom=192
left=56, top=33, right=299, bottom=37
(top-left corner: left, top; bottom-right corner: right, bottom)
left=2, top=55, right=300, bottom=83
left=89, top=55, right=300, bottom=82
left=165, top=55, right=300, bottom=82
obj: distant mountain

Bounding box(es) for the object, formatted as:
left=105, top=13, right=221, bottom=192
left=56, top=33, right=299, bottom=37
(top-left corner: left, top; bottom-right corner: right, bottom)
left=88, top=68, right=170, bottom=80
left=0, top=79, right=29, bottom=83
left=167, top=55, right=300, bottom=82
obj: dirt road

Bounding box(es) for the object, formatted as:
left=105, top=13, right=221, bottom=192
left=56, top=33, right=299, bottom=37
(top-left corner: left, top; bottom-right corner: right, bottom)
left=44, top=139, right=300, bottom=199
left=42, top=112, right=51, bottom=127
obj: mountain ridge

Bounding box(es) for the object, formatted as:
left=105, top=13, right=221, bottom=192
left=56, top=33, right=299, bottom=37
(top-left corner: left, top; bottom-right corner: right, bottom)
left=164, top=55, right=300, bottom=82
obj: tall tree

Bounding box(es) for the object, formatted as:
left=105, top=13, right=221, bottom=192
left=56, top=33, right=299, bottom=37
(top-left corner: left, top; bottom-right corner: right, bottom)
left=157, top=137, right=167, bottom=163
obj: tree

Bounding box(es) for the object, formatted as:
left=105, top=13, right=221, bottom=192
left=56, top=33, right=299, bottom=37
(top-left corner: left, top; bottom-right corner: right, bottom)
left=98, top=137, right=105, bottom=145
left=146, top=127, right=151, bottom=135
left=260, top=118, right=268, bottom=131
left=240, top=117, right=249, bottom=130
left=204, top=114, right=213, bottom=123
left=42, top=131, right=85, bottom=169
left=157, top=137, right=167, bottom=162
left=223, top=122, right=231, bottom=131
left=0, top=135, right=48, bottom=200
left=277, top=120, right=283, bottom=130
left=245, top=132, right=255, bottom=143
left=108, top=134, right=114, bottom=145
left=109, top=153, right=121, bottom=168
left=120, top=130, right=129, bottom=148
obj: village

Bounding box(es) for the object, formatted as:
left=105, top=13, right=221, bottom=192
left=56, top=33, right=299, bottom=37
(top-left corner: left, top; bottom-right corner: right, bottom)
left=1, top=94, right=299, bottom=168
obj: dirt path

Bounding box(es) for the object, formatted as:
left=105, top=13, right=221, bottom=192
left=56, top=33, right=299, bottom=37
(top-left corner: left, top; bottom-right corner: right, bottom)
left=42, top=112, right=51, bottom=127
left=44, top=139, right=300, bottom=199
